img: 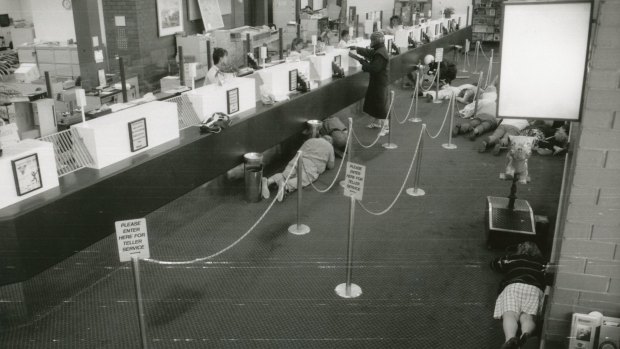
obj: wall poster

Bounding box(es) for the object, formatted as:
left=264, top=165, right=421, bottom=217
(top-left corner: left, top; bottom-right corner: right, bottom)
left=157, top=0, right=184, bottom=37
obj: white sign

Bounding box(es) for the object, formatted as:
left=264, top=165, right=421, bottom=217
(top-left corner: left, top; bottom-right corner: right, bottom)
left=435, top=47, right=444, bottom=62
left=344, top=162, right=366, bottom=201
left=115, top=218, right=150, bottom=262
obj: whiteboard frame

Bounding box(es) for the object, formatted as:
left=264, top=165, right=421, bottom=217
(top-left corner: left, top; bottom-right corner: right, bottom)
left=496, top=0, right=593, bottom=121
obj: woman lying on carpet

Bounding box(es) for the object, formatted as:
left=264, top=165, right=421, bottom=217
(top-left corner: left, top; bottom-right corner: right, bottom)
left=491, top=241, right=548, bottom=349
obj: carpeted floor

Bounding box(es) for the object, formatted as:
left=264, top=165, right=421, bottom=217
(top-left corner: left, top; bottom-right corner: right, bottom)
left=0, top=49, right=566, bottom=348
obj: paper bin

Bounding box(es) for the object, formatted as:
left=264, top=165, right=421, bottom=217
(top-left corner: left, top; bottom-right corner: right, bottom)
left=244, top=152, right=264, bottom=203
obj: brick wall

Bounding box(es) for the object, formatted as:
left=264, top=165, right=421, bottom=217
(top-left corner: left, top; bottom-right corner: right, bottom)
left=544, top=0, right=620, bottom=345
left=102, top=0, right=204, bottom=94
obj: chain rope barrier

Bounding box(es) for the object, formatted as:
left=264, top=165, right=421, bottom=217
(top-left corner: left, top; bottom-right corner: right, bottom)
left=356, top=125, right=425, bottom=216
left=393, top=87, right=417, bottom=124
left=143, top=152, right=302, bottom=265
left=424, top=93, right=454, bottom=139
left=419, top=69, right=439, bottom=92
left=303, top=130, right=352, bottom=193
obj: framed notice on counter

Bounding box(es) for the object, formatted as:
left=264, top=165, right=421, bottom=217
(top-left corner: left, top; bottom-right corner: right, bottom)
left=12, top=153, right=42, bottom=196
left=128, top=118, right=148, bottom=152
left=289, top=69, right=298, bottom=91
left=226, top=88, right=239, bottom=114
left=334, top=55, right=341, bottom=67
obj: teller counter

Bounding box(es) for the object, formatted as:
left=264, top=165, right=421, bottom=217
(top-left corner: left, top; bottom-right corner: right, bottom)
left=0, top=27, right=471, bottom=296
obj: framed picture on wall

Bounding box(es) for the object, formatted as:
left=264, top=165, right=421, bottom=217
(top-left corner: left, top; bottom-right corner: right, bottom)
left=12, top=153, right=43, bottom=196
left=157, top=0, right=184, bottom=37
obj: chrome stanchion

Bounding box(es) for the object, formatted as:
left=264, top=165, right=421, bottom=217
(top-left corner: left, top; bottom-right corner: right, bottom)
left=409, top=70, right=422, bottom=123
left=288, top=151, right=310, bottom=235
left=132, top=257, right=148, bottom=349
left=335, top=196, right=362, bottom=298
left=432, top=62, right=442, bottom=104
left=382, top=91, right=398, bottom=149
left=442, top=94, right=458, bottom=150
left=473, top=41, right=481, bottom=74
left=340, top=118, right=353, bottom=188
left=406, top=125, right=426, bottom=197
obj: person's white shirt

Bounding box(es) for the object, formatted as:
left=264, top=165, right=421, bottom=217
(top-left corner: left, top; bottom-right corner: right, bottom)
left=337, top=39, right=348, bottom=49
left=205, top=65, right=221, bottom=86
left=501, top=118, right=530, bottom=130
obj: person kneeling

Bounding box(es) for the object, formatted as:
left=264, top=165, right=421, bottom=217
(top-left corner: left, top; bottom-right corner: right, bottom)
left=262, top=135, right=335, bottom=201
left=491, top=242, right=548, bottom=349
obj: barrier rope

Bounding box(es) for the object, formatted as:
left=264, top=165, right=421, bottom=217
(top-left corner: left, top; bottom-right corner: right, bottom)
left=303, top=130, right=352, bottom=193
left=351, top=91, right=395, bottom=148
left=143, top=152, right=302, bottom=265
left=420, top=69, right=439, bottom=92
left=424, top=93, right=454, bottom=139
left=393, top=85, right=417, bottom=124
left=357, top=125, right=425, bottom=216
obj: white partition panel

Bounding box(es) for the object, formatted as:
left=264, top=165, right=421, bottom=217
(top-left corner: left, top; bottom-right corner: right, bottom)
left=498, top=1, right=592, bottom=121
left=73, top=101, right=179, bottom=169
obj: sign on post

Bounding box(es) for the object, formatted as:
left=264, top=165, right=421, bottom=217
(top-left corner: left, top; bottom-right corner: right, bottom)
left=115, top=218, right=150, bottom=262
left=435, top=47, right=444, bottom=62
left=344, top=162, right=366, bottom=201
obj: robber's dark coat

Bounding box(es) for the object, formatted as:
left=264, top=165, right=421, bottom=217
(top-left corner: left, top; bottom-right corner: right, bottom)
left=356, top=43, right=390, bottom=120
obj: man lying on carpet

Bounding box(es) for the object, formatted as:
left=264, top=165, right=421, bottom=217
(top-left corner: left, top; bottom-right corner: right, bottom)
left=262, top=135, right=335, bottom=202
left=479, top=118, right=531, bottom=155
left=452, top=77, right=500, bottom=140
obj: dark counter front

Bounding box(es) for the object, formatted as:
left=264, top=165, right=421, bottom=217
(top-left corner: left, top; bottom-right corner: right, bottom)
left=0, top=27, right=472, bottom=290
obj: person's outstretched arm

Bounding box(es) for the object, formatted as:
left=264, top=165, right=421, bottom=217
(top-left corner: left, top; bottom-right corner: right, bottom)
left=362, top=55, right=387, bottom=74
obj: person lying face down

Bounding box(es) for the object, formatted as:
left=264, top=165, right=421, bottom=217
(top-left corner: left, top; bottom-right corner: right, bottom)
left=262, top=135, right=336, bottom=202
left=490, top=241, right=548, bottom=349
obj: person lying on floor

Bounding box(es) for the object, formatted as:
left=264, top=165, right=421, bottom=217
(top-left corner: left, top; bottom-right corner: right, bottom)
left=405, top=54, right=457, bottom=93
left=452, top=97, right=498, bottom=140
left=479, top=118, right=531, bottom=155
left=422, top=82, right=477, bottom=102
left=319, top=116, right=348, bottom=158
left=262, top=135, right=335, bottom=201
left=458, top=76, right=499, bottom=117
left=520, top=121, right=569, bottom=156
left=491, top=241, right=548, bottom=349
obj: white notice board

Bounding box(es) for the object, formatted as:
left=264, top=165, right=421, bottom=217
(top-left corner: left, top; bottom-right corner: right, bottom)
left=115, top=218, right=150, bottom=262
left=198, top=0, right=225, bottom=31
left=497, top=1, right=592, bottom=121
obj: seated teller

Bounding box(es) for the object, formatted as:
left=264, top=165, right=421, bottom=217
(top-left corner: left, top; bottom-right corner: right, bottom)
left=205, top=48, right=231, bottom=86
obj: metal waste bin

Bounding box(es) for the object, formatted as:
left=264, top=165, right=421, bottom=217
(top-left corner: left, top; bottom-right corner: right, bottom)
left=306, top=120, right=323, bottom=138
left=244, top=152, right=264, bottom=203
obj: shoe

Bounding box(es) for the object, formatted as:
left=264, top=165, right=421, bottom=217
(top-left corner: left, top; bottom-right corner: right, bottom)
left=478, top=140, right=488, bottom=153
left=261, top=177, right=270, bottom=199
left=452, top=124, right=461, bottom=136
left=519, top=332, right=530, bottom=347
left=500, top=337, right=519, bottom=349
left=468, top=130, right=478, bottom=141
left=366, top=122, right=382, bottom=129
left=492, top=144, right=502, bottom=156
left=379, top=127, right=389, bottom=137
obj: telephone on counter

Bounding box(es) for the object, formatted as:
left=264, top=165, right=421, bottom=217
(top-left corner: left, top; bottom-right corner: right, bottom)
left=200, top=112, right=230, bottom=134
left=296, top=72, right=310, bottom=93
